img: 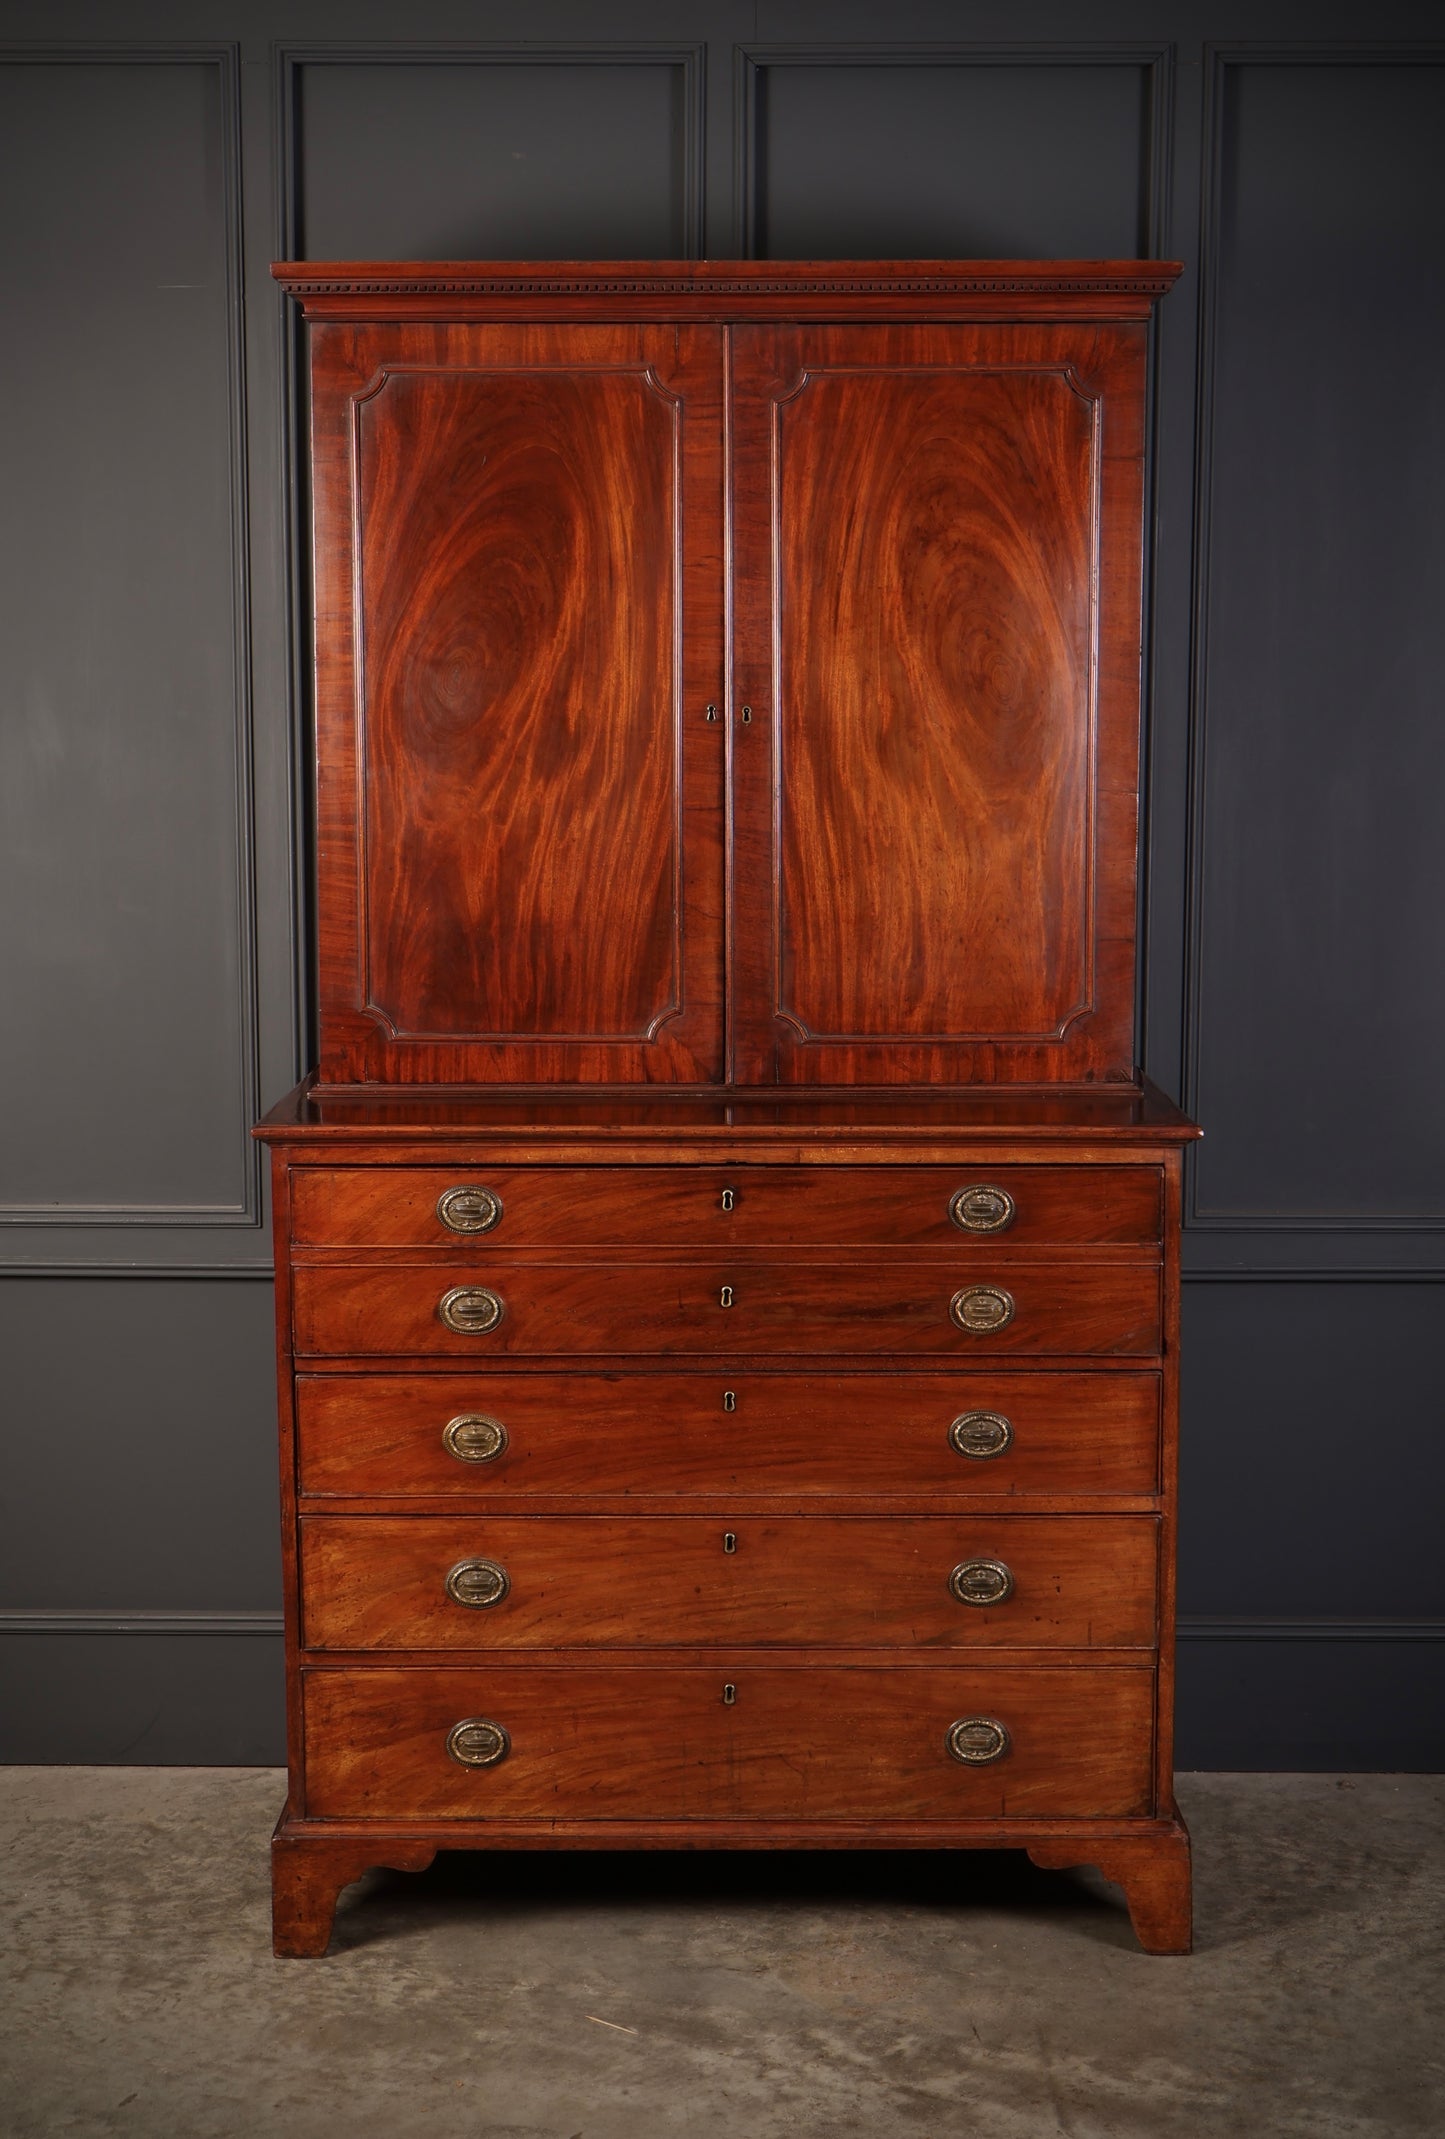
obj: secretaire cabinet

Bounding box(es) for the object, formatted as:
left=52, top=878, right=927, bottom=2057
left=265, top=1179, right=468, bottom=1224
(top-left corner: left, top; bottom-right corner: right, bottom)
left=258, top=261, right=1198, bottom=1958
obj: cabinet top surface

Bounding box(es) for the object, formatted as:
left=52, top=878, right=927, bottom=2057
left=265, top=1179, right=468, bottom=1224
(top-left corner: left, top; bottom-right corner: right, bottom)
left=256, top=1079, right=1199, bottom=1146
left=273, top=257, right=1182, bottom=320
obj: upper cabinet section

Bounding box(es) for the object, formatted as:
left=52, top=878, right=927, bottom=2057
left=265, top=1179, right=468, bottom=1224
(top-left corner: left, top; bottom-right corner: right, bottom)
left=279, top=262, right=1178, bottom=1090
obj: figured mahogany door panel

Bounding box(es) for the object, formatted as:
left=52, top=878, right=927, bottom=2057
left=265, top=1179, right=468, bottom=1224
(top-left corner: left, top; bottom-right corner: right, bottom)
left=302, top=1661, right=1156, bottom=1821
left=289, top=1163, right=1160, bottom=1248
left=290, top=1259, right=1161, bottom=1357
left=296, top=1368, right=1161, bottom=1499
left=307, top=321, right=724, bottom=1084
left=730, top=323, right=1147, bottom=1084
left=299, top=1513, right=1156, bottom=1651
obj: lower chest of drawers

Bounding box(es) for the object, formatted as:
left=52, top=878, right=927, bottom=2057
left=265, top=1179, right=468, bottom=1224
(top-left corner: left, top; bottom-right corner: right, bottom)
left=274, top=1149, right=1175, bottom=1843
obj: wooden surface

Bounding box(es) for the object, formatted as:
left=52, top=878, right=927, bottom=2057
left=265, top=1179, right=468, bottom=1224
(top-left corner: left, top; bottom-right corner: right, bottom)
left=271, top=1815, right=437, bottom=1960
left=300, top=1661, right=1158, bottom=1821
left=290, top=1162, right=1161, bottom=1247
left=1029, top=1823, right=1192, bottom=1956
left=266, top=260, right=1190, bottom=1957
left=730, top=320, right=1146, bottom=1083
left=295, top=1367, right=1162, bottom=1501
left=356, top=361, right=679, bottom=1042
left=290, top=1257, right=1162, bottom=1358
left=298, top=1512, right=1157, bottom=1651
left=308, top=319, right=724, bottom=1085
left=296, top=268, right=1165, bottom=1089
left=273, top=259, right=1183, bottom=323
left=260, top=1079, right=1201, bottom=1140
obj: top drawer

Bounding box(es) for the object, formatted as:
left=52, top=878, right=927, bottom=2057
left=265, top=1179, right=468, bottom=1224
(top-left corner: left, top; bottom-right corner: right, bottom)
left=290, top=1165, right=1160, bottom=1250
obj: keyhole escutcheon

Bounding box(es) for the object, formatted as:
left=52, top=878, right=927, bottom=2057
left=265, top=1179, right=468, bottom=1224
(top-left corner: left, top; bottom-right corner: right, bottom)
left=720, top=1187, right=736, bottom=1212
left=719, top=1284, right=734, bottom=1309
left=722, top=1683, right=737, bottom=1706
left=723, top=1532, right=738, bottom=1554
left=722, top=1389, right=737, bottom=1412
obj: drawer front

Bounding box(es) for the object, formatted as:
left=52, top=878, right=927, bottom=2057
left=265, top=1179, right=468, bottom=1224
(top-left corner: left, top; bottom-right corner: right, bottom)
left=290, top=1164, right=1160, bottom=1249
left=302, top=1661, right=1156, bottom=1821
left=296, top=1369, right=1161, bottom=1499
left=291, top=1261, right=1161, bottom=1358
left=298, top=1514, right=1157, bottom=1651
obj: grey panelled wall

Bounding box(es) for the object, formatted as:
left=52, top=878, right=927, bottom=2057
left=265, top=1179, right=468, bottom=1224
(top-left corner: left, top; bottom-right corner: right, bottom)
left=1, top=0, right=1442, bottom=1769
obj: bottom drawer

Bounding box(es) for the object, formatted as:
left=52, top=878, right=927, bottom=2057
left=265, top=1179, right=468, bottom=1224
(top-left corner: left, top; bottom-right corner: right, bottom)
left=302, top=1662, right=1155, bottom=1822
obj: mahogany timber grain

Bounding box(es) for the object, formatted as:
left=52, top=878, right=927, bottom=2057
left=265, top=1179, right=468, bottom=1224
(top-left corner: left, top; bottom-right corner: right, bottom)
left=258, top=1078, right=1201, bottom=1140
left=297, top=1512, right=1157, bottom=1652
left=730, top=321, right=1148, bottom=1085
left=1029, top=1826, right=1192, bottom=1956
left=300, top=1660, right=1158, bottom=1821
left=271, top=1816, right=436, bottom=1959
left=308, top=319, right=725, bottom=1087
left=290, top=1258, right=1162, bottom=1358
left=289, top=1163, right=1161, bottom=1248
left=265, top=260, right=1193, bottom=1960
left=294, top=1368, right=1162, bottom=1500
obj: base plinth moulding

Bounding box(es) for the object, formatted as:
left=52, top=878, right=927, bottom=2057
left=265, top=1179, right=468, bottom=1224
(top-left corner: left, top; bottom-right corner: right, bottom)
left=270, top=1812, right=1192, bottom=1958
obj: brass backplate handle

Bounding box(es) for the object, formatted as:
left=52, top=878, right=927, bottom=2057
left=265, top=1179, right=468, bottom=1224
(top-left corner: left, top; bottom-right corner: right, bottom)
left=444, top=1557, right=510, bottom=1609
left=949, top=1183, right=1017, bottom=1233
left=946, top=1716, right=1012, bottom=1766
left=438, top=1285, right=505, bottom=1336
left=446, top=1717, right=511, bottom=1768
left=949, top=1557, right=1015, bottom=1607
left=949, top=1410, right=1014, bottom=1460
left=442, top=1414, right=509, bottom=1465
left=436, top=1185, right=503, bottom=1234
left=949, top=1285, right=1015, bottom=1335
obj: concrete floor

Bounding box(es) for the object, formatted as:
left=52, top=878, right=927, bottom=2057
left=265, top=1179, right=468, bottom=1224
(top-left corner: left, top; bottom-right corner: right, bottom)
left=1, top=1771, right=1440, bottom=2138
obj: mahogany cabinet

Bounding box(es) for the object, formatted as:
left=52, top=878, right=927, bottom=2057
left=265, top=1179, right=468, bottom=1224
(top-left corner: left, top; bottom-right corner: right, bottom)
left=259, top=260, right=1197, bottom=1958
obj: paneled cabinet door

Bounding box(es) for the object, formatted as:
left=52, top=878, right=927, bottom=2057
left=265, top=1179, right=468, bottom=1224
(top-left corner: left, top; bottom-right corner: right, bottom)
left=728, top=323, right=1150, bottom=1086
left=309, top=322, right=726, bottom=1086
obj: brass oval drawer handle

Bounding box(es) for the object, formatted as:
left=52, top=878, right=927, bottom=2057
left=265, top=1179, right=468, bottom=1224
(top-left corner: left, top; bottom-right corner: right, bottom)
left=442, top=1413, right=509, bottom=1465
left=436, top=1185, right=503, bottom=1235
left=444, top=1557, right=510, bottom=1609
left=949, top=1557, right=1015, bottom=1607
left=946, top=1716, right=1012, bottom=1766
left=949, top=1284, right=1015, bottom=1334
left=949, top=1183, right=1016, bottom=1233
left=446, top=1717, right=511, bottom=1768
left=438, top=1285, right=505, bottom=1336
left=949, top=1410, right=1014, bottom=1460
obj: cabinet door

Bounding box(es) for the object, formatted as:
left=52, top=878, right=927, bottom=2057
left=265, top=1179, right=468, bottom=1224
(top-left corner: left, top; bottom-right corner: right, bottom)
left=309, top=323, right=724, bottom=1085
left=730, top=324, right=1148, bottom=1085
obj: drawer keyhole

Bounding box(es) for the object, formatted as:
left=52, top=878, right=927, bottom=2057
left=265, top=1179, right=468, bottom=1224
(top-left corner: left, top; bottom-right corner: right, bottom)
left=722, top=1683, right=737, bottom=1706
left=723, top=1532, right=737, bottom=1554
left=722, top=1390, right=737, bottom=1412
left=719, top=1284, right=734, bottom=1309
left=720, top=1188, right=736, bottom=1212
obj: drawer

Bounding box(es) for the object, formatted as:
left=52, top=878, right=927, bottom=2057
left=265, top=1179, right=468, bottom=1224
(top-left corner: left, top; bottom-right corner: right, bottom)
left=290, top=1164, right=1160, bottom=1249
left=291, top=1260, right=1161, bottom=1358
left=296, top=1370, right=1161, bottom=1499
left=298, top=1514, right=1157, bottom=1651
left=302, top=1661, right=1157, bottom=1821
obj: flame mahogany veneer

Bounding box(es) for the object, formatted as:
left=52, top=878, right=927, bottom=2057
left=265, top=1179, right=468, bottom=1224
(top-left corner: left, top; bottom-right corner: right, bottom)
left=259, top=260, right=1196, bottom=1961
